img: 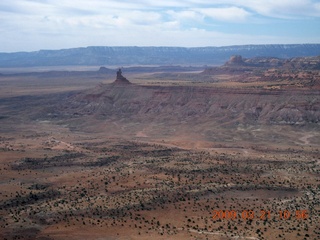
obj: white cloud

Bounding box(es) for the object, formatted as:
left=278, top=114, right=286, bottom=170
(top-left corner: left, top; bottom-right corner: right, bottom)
left=183, top=0, right=320, bottom=18
left=196, top=7, right=251, bottom=22
left=0, top=0, right=319, bottom=52
left=166, top=10, right=204, bottom=29
left=167, top=10, right=203, bottom=21
left=2, top=0, right=320, bottom=18
left=242, top=0, right=320, bottom=18
left=125, top=11, right=162, bottom=25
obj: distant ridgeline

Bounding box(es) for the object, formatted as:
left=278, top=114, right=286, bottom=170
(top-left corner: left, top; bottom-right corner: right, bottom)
left=0, top=44, right=320, bottom=67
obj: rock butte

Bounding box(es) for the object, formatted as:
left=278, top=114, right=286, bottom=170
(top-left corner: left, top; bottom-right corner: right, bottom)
left=113, top=68, right=132, bottom=85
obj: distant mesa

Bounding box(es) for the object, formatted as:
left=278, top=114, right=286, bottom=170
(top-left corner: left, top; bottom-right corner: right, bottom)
left=113, top=68, right=131, bottom=85
left=226, top=55, right=245, bottom=66
left=202, top=55, right=320, bottom=76
left=98, top=66, right=113, bottom=73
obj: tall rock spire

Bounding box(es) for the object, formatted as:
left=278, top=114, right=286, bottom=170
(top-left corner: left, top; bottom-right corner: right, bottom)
left=113, top=68, right=131, bottom=85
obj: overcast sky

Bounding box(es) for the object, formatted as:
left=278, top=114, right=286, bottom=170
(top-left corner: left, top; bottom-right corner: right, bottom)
left=1, top=0, right=320, bottom=52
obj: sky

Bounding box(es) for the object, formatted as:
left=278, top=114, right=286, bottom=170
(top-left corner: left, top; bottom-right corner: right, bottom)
left=0, top=0, right=320, bottom=52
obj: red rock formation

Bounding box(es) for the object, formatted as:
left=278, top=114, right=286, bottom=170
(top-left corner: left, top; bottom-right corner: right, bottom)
left=113, top=68, right=131, bottom=85
left=226, top=55, right=245, bottom=66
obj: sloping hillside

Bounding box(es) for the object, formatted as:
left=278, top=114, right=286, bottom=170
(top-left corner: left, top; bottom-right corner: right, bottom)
left=63, top=82, right=320, bottom=126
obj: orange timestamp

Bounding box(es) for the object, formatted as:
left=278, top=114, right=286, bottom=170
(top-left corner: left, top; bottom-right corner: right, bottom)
left=212, top=210, right=308, bottom=220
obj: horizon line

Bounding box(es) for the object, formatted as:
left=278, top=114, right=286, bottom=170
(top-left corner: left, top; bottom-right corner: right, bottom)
left=2, top=43, right=320, bottom=54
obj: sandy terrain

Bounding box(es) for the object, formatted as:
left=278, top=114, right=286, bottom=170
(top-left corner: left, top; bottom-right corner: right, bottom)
left=0, top=61, right=319, bottom=239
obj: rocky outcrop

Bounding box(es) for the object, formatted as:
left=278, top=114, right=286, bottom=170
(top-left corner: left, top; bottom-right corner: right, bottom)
left=113, top=69, right=131, bottom=85
left=226, top=55, right=245, bottom=66
left=202, top=55, right=320, bottom=75
left=55, top=56, right=320, bottom=127
left=64, top=83, right=320, bottom=126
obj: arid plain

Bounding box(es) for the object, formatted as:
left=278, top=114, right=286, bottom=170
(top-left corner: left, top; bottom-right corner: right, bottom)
left=0, top=56, right=319, bottom=240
